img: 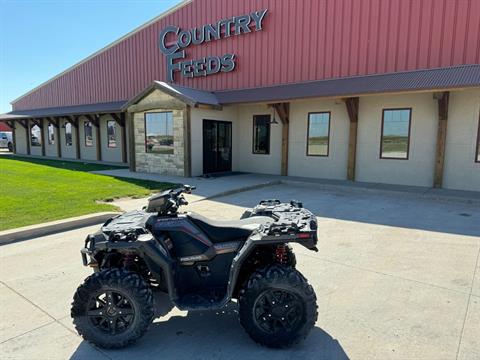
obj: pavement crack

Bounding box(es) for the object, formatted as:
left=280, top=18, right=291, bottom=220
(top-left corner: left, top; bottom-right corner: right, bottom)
left=0, top=320, right=55, bottom=344
left=455, top=243, right=480, bottom=360
left=0, top=280, right=78, bottom=336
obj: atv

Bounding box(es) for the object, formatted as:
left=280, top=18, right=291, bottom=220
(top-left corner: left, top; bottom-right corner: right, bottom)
left=71, top=185, right=319, bottom=349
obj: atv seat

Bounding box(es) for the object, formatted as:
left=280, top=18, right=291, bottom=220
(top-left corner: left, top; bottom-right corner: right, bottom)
left=187, top=212, right=272, bottom=243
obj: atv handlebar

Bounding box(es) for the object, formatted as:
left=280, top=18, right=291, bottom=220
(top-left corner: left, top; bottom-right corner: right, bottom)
left=165, top=185, right=196, bottom=213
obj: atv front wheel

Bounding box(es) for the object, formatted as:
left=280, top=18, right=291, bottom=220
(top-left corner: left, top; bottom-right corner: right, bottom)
left=238, top=265, right=317, bottom=348
left=71, top=269, right=154, bottom=349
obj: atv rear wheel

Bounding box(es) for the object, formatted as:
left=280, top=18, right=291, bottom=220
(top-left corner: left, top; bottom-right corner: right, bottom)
left=71, top=269, right=154, bottom=349
left=238, top=265, right=317, bottom=348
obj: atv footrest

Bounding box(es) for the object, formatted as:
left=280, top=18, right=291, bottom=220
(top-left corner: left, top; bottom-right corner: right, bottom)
left=176, top=291, right=227, bottom=310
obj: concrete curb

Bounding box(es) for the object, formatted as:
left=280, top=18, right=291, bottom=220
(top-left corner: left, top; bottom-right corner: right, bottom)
left=0, top=212, right=121, bottom=246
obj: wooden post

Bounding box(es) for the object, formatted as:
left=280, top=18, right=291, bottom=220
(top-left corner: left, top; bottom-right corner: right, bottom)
left=48, top=117, right=62, bottom=158
left=95, top=116, right=102, bottom=161
left=38, top=119, right=46, bottom=156
left=433, top=92, right=450, bottom=188
left=127, top=112, right=136, bottom=172
left=345, top=97, right=360, bottom=181
left=26, top=119, right=31, bottom=155
left=270, top=103, right=290, bottom=176
left=120, top=113, right=127, bottom=163
left=183, top=106, right=192, bottom=177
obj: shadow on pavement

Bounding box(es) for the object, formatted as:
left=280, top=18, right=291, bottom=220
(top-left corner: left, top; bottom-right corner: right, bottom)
left=70, top=301, right=348, bottom=360
left=205, top=183, right=480, bottom=237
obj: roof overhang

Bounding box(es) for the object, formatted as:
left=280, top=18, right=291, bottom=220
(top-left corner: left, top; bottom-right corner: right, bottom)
left=121, top=81, right=222, bottom=111
left=0, top=101, right=126, bottom=122
left=215, top=64, right=480, bottom=104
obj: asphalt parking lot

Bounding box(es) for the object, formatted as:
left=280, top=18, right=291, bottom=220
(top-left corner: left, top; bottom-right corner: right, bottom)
left=1, top=183, right=479, bottom=360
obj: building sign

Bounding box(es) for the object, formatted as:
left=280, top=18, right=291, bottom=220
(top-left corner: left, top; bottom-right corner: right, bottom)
left=159, top=9, right=268, bottom=82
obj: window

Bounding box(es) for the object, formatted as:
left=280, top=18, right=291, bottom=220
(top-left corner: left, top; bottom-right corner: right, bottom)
left=107, top=121, right=117, bottom=148
left=48, top=123, right=54, bottom=145
left=84, top=121, right=93, bottom=146
left=307, top=112, right=330, bottom=156
left=65, top=122, right=72, bottom=146
left=30, top=124, right=41, bottom=146
left=252, top=115, right=270, bottom=154
left=145, top=112, right=174, bottom=154
left=476, top=117, right=480, bottom=163
left=380, top=108, right=411, bottom=159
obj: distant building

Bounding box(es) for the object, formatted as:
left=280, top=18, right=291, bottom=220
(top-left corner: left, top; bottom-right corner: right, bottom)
left=0, top=122, right=11, bottom=132
left=1, top=0, right=479, bottom=191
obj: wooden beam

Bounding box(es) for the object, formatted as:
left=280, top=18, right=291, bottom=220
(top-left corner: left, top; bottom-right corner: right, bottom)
left=433, top=91, right=450, bottom=188
left=345, top=97, right=360, bottom=181
left=127, top=112, right=136, bottom=172
left=270, top=103, right=290, bottom=176
left=110, top=113, right=125, bottom=127
left=119, top=113, right=127, bottom=163
left=17, top=119, right=28, bottom=129
left=47, top=117, right=59, bottom=128
left=26, top=119, right=31, bottom=155
left=95, top=115, right=102, bottom=161
left=183, top=106, right=192, bottom=177
left=56, top=119, right=62, bottom=158
left=84, top=114, right=99, bottom=127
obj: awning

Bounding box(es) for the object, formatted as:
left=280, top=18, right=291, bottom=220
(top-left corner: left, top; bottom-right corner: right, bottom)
left=215, top=64, right=480, bottom=104
left=0, top=101, right=127, bottom=121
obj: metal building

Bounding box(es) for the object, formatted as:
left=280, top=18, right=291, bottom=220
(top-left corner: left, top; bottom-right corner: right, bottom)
left=1, top=0, right=479, bottom=191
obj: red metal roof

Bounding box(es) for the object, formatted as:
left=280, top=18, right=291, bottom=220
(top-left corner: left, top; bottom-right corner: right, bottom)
left=0, top=122, right=11, bottom=131
left=11, top=0, right=480, bottom=111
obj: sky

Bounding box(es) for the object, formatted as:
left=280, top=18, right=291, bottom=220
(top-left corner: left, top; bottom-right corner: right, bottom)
left=0, top=0, right=183, bottom=114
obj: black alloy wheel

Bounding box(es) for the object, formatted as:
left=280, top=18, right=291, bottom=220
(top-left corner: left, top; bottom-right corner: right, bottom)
left=87, top=290, right=135, bottom=335
left=71, top=269, right=154, bottom=349
left=239, top=265, right=318, bottom=348
left=253, top=288, right=304, bottom=334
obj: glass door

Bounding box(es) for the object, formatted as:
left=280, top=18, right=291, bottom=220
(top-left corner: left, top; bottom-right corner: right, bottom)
left=203, top=120, right=232, bottom=174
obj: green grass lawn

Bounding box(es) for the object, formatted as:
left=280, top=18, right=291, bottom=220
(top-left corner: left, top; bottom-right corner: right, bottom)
left=0, top=157, right=175, bottom=231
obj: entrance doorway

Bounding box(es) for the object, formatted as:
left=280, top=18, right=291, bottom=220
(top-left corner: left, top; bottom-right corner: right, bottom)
left=203, top=120, right=232, bottom=174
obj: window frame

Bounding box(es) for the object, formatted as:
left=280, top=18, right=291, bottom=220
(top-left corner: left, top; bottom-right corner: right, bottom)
left=252, top=114, right=271, bottom=155
left=65, top=122, right=72, bottom=146
left=475, top=114, right=480, bottom=163
left=84, top=120, right=93, bottom=147
left=144, top=111, right=174, bottom=155
left=47, top=123, right=55, bottom=145
left=379, top=107, right=412, bottom=160
left=306, top=111, right=331, bottom=157
left=107, top=120, right=117, bottom=148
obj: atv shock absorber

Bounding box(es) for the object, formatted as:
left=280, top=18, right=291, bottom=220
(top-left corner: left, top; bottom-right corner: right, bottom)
left=123, top=253, right=136, bottom=270
left=275, top=244, right=288, bottom=265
